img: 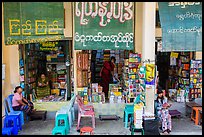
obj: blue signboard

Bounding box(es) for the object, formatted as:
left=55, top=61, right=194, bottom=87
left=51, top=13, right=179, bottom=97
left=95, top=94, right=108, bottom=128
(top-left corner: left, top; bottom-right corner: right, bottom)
left=158, top=2, right=202, bottom=51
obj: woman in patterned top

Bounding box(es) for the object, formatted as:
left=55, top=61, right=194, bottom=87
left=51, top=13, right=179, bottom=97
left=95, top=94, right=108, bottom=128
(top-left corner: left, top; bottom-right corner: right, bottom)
left=156, top=88, right=172, bottom=134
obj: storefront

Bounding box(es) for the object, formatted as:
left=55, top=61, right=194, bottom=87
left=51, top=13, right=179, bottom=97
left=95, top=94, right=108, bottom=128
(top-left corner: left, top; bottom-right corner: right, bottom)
left=72, top=3, right=158, bottom=127
left=156, top=2, right=202, bottom=108
left=3, top=2, right=75, bottom=111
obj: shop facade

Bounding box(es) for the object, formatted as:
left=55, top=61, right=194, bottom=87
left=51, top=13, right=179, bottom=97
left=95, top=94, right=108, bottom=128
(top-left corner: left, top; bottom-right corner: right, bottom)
left=2, top=2, right=202, bottom=119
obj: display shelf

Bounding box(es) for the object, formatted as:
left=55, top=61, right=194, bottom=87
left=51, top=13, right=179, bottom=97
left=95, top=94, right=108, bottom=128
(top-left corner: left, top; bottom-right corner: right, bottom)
left=189, top=59, right=202, bottom=100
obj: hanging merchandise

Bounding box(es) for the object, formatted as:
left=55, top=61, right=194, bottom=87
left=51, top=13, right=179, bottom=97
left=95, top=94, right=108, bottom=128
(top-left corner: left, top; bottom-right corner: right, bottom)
left=170, top=57, right=177, bottom=66
left=126, top=53, right=143, bottom=103
left=176, top=52, right=190, bottom=102
left=189, top=60, right=202, bottom=100
left=145, top=64, right=156, bottom=85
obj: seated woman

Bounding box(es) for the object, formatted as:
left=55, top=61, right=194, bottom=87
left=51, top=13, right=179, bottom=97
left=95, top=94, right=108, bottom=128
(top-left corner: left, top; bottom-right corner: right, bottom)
left=156, top=89, right=172, bottom=134
left=36, top=73, right=50, bottom=98
left=12, top=86, right=35, bottom=115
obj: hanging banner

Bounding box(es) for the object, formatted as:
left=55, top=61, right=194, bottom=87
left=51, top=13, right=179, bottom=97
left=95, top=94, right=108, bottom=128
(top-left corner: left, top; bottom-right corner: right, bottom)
left=74, top=2, right=134, bottom=50
left=158, top=2, right=202, bottom=51
left=3, top=2, right=65, bottom=45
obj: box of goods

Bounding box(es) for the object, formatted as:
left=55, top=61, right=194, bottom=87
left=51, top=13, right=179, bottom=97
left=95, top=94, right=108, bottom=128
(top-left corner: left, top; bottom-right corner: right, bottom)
left=59, top=89, right=66, bottom=96
left=92, top=93, right=99, bottom=103
left=51, top=89, right=60, bottom=95
left=117, top=96, right=122, bottom=103
left=59, top=82, right=66, bottom=89
left=77, top=70, right=83, bottom=87
left=92, top=83, right=99, bottom=93
left=134, top=119, right=143, bottom=129
left=109, top=95, right=115, bottom=103
left=180, top=96, right=185, bottom=102
left=134, top=104, right=143, bottom=127
left=176, top=96, right=181, bottom=102
left=52, top=83, right=59, bottom=89
left=124, top=59, right=129, bottom=66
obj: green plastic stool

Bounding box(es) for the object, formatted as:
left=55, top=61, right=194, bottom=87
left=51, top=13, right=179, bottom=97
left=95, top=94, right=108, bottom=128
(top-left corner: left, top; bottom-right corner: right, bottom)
left=131, top=126, right=144, bottom=135
left=55, top=114, right=70, bottom=134
left=129, top=115, right=144, bottom=135
left=52, top=126, right=66, bottom=135
left=123, top=106, right=134, bottom=128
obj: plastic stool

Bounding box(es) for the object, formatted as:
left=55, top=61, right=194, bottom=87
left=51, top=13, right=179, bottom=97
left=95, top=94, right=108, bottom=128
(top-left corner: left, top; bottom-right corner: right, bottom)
left=80, top=126, right=94, bottom=135
left=129, top=116, right=144, bottom=135
left=191, top=107, right=202, bottom=125
left=131, top=126, right=144, bottom=135
left=124, top=106, right=134, bottom=128
left=55, top=114, right=70, bottom=134
left=52, top=126, right=66, bottom=135
left=123, top=105, right=134, bottom=122
left=2, top=127, right=13, bottom=135
left=4, top=115, right=21, bottom=135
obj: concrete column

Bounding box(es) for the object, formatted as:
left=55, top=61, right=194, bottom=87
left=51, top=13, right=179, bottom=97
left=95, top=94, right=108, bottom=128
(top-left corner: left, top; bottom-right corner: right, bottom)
left=142, top=2, right=156, bottom=114
left=134, top=2, right=143, bottom=54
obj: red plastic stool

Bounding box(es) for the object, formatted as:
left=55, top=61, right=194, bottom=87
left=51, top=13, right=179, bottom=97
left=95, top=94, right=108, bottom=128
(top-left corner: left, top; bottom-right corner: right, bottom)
left=80, top=126, right=94, bottom=135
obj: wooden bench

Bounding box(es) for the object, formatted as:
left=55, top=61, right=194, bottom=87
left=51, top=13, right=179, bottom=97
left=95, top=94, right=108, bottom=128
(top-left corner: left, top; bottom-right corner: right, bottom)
left=185, top=102, right=202, bottom=117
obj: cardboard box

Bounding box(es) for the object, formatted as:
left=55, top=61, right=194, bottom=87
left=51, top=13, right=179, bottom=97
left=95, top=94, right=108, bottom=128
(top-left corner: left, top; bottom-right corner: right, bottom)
left=51, top=89, right=60, bottom=95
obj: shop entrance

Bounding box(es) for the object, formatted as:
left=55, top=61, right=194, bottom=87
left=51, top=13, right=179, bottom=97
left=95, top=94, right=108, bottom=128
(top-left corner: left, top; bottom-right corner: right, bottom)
left=155, top=49, right=201, bottom=102
left=18, top=40, right=73, bottom=102
left=76, top=49, right=147, bottom=106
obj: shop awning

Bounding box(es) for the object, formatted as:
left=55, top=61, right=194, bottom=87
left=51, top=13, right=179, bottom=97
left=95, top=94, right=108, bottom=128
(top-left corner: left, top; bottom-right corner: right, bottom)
left=158, top=2, right=202, bottom=52
left=3, top=2, right=65, bottom=45
left=74, top=2, right=134, bottom=50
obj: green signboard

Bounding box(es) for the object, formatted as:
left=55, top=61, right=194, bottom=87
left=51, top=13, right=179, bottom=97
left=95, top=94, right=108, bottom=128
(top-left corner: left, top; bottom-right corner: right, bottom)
left=3, top=2, right=65, bottom=45
left=158, top=2, right=202, bottom=51
left=74, top=2, right=134, bottom=50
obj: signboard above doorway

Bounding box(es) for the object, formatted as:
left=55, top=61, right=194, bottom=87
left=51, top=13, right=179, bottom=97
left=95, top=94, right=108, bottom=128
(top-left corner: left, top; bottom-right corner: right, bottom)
left=3, top=2, right=65, bottom=45
left=74, top=2, right=134, bottom=50
left=158, top=2, right=202, bottom=51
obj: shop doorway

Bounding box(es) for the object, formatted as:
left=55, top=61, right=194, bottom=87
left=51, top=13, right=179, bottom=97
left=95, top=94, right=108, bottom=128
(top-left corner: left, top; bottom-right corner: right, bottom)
left=155, top=44, right=200, bottom=103
left=18, top=40, right=73, bottom=102
left=76, top=49, right=147, bottom=104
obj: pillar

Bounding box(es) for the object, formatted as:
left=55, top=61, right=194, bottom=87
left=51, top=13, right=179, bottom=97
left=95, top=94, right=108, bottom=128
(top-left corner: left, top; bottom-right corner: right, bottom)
left=142, top=2, right=156, bottom=114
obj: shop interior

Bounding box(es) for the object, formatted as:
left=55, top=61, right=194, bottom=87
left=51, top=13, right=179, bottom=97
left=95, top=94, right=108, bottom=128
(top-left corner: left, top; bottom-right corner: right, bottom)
left=155, top=48, right=202, bottom=103
left=76, top=49, right=148, bottom=107
left=19, top=40, right=74, bottom=102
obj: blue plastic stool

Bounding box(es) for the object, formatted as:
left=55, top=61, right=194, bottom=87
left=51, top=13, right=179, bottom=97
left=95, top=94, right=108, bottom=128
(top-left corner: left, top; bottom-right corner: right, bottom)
left=55, top=114, right=70, bottom=134
left=2, top=127, right=14, bottom=135
left=123, top=104, right=134, bottom=122
left=4, top=115, right=22, bottom=135
left=123, top=106, right=134, bottom=128
left=52, top=126, right=67, bottom=135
